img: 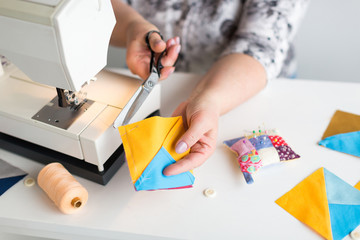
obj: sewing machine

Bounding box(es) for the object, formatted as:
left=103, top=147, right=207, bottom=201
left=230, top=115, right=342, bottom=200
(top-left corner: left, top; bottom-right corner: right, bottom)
left=0, top=0, right=160, bottom=185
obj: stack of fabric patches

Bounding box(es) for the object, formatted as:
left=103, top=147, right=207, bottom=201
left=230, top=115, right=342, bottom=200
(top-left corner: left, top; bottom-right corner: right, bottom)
left=224, top=129, right=300, bottom=184
left=319, top=110, right=360, bottom=157
left=276, top=168, right=360, bottom=240
left=0, top=159, right=27, bottom=196
left=118, top=116, right=195, bottom=191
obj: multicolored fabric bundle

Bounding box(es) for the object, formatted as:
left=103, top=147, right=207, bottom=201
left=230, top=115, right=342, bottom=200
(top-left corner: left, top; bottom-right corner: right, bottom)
left=276, top=168, right=360, bottom=240
left=319, top=110, right=360, bottom=157
left=224, top=129, right=300, bottom=184
left=118, top=116, right=195, bottom=191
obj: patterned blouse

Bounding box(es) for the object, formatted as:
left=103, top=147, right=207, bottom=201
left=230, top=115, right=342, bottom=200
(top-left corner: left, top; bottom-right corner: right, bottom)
left=124, top=0, right=309, bottom=80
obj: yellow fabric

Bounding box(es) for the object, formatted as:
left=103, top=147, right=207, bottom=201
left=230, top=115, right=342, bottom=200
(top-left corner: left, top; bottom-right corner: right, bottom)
left=118, top=116, right=189, bottom=183
left=322, top=110, right=360, bottom=140
left=275, top=168, right=332, bottom=240
left=355, top=181, right=360, bottom=191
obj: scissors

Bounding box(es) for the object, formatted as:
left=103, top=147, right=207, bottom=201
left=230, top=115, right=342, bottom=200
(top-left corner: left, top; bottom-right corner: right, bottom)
left=113, top=31, right=166, bottom=128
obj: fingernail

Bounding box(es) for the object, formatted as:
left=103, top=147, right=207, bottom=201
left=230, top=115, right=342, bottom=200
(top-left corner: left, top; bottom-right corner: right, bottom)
left=175, top=36, right=180, bottom=44
left=175, top=141, right=188, bottom=154
left=154, top=39, right=162, bottom=46
left=175, top=45, right=181, bottom=54
left=169, top=39, right=175, bottom=47
left=163, top=167, right=171, bottom=176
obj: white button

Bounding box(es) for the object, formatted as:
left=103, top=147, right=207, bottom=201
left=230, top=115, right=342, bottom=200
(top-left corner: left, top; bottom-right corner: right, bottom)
left=24, top=177, right=36, bottom=187
left=203, top=188, right=217, bottom=198
left=351, top=231, right=360, bottom=240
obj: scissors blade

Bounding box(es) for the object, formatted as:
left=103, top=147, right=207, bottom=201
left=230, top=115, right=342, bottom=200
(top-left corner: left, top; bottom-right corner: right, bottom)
left=113, top=71, right=158, bottom=128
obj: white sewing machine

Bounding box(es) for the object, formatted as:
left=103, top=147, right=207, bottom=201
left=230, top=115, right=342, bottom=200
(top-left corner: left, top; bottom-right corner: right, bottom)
left=0, top=0, right=160, bottom=184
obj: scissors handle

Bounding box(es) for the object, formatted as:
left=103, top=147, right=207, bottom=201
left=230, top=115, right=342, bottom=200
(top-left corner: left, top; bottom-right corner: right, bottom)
left=145, top=31, right=166, bottom=76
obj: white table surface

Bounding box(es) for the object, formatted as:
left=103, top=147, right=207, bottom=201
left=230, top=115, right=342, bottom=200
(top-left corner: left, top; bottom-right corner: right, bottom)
left=1, top=69, right=360, bottom=240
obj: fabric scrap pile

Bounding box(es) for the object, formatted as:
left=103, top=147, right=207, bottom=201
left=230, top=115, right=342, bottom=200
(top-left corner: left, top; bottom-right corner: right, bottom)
left=224, top=129, right=300, bottom=184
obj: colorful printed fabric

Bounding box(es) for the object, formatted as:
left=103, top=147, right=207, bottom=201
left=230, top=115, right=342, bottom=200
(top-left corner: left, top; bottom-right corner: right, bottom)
left=275, top=145, right=300, bottom=161
left=118, top=116, right=194, bottom=191
left=239, top=150, right=262, bottom=173
left=319, top=110, right=360, bottom=157
left=269, top=135, right=288, bottom=147
left=238, top=149, right=262, bottom=184
left=276, top=168, right=360, bottom=240
left=224, top=129, right=300, bottom=184
left=0, top=159, right=27, bottom=196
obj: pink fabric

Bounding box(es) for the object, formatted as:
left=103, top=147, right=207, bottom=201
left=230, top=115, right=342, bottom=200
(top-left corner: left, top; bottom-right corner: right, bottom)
left=230, top=138, right=255, bottom=156
left=238, top=149, right=262, bottom=174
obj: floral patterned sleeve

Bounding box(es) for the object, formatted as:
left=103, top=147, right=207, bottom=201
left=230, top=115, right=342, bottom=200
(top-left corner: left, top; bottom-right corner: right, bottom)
left=220, top=0, right=309, bottom=81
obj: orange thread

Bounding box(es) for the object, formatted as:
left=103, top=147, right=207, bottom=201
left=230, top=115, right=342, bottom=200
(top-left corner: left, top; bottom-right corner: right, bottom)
left=37, top=163, right=88, bottom=214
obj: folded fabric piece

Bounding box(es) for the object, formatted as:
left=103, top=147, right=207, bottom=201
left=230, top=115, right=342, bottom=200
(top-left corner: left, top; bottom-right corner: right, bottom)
left=224, top=129, right=300, bottom=184
left=0, top=159, right=27, bottom=196
left=276, top=168, right=360, bottom=240
left=319, top=110, right=360, bottom=157
left=118, top=116, right=194, bottom=191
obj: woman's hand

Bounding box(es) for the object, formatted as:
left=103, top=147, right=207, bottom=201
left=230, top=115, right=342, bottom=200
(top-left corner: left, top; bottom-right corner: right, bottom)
left=163, top=95, right=219, bottom=176
left=162, top=53, right=267, bottom=176
left=110, top=0, right=180, bottom=81
left=125, top=22, right=180, bottom=81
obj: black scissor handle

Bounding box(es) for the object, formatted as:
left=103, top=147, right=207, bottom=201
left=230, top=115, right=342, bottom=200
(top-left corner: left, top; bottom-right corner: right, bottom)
left=145, top=30, right=163, bottom=50
left=145, top=31, right=166, bottom=76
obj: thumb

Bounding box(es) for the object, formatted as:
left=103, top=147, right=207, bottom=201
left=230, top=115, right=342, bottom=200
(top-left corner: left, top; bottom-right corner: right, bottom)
left=148, top=31, right=166, bottom=53
left=175, top=114, right=209, bottom=154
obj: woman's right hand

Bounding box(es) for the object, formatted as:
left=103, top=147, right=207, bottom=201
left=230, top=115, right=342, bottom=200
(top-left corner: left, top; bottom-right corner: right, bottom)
left=125, top=21, right=181, bottom=81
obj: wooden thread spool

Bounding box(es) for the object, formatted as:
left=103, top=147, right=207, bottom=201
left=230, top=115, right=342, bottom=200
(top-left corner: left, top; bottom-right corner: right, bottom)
left=37, top=163, right=88, bottom=214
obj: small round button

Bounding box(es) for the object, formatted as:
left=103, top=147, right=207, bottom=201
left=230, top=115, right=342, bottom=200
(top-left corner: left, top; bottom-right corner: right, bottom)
left=24, top=177, right=36, bottom=187
left=351, top=231, right=360, bottom=240
left=203, top=188, right=216, bottom=198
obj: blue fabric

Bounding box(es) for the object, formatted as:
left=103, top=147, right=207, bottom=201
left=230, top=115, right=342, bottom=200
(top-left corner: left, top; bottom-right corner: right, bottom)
left=224, top=137, right=244, bottom=148
left=134, top=147, right=195, bottom=191
left=324, top=168, right=360, bottom=205
left=249, top=135, right=273, bottom=150
left=0, top=174, right=27, bottom=196
left=319, top=131, right=360, bottom=157
left=243, top=172, right=254, bottom=184
left=329, top=203, right=360, bottom=240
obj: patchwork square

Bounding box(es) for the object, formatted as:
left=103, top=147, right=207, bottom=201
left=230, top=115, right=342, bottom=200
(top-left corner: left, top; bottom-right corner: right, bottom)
left=118, top=116, right=195, bottom=191
left=238, top=149, right=262, bottom=173
left=269, top=135, right=288, bottom=147
left=257, top=147, right=280, bottom=166
left=276, top=168, right=360, bottom=240
left=230, top=138, right=255, bottom=157
left=275, top=145, right=300, bottom=161
left=319, top=110, right=360, bottom=157
left=249, top=135, right=273, bottom=150
left=224, top=129, right=300, bottom=184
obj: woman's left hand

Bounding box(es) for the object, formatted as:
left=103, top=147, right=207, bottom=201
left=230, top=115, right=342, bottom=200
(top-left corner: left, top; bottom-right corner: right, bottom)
left=163, top=53, right=268, bottom=176
left=163, top=96, right=219, bottom=176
